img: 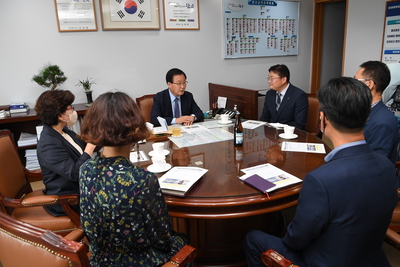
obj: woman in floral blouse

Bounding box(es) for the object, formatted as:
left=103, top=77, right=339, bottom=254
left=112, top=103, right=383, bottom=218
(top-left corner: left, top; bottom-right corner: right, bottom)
left=79, top=92, right=191, bottom=267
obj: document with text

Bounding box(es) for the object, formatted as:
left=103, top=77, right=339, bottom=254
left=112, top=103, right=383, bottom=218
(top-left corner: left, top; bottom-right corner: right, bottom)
left=281, top=142, right=326, bottom=154
left=240, top=163, right=302, bottom=192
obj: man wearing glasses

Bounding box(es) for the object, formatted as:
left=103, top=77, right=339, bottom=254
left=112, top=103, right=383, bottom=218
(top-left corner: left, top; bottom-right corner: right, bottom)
left=151, top=68, right=203, bottom=126
left=259, top=64, right=308, bottom=129
left=354, top=60, right=399, bottom=165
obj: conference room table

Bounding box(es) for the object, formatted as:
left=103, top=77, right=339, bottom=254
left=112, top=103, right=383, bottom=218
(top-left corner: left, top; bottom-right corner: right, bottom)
left=136, top=123, right=330, bottom=267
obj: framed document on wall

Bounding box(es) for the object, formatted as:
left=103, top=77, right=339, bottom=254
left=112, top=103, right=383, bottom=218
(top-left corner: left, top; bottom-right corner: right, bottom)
left=381, top=0, right=400, bottom=63
left=224, top=0, right=299, bottom=59
left=163, top=0, right=200, bottom=30
left=54, top=0, right=98, bottom=32
left=99, top=0, right=160, bottom=30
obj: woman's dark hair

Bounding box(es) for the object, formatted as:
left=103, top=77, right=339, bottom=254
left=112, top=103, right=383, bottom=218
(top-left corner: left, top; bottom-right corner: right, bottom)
left=34, top=90, right=74, bottom=126
left=79, top=91, right=150, bottom=146
left=318, top=77, right=371, bottom=133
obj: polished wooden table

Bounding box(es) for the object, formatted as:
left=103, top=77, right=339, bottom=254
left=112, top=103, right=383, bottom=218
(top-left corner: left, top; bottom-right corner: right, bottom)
left=137, top=125, right=330, bottom=267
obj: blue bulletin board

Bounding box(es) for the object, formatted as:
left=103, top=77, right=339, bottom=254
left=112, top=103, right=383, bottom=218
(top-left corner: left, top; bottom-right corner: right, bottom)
left=381, top=0, right=400, bottom=63
left=224, top=0, right=299, bottom=59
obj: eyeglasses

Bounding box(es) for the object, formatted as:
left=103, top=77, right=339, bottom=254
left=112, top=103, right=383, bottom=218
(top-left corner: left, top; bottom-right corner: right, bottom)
left=66, top=105, right=74, bottom=111
left=267, top=76, right=281, bottom=81
left=172, top=81, right=188, bottom=86
left=356, top=78, right=371, bottom=82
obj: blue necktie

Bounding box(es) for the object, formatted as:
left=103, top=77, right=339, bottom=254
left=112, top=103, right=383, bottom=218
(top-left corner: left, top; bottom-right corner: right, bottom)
left=174, top=98, right=180, bottom=118
left=276, top=93, right=282, bottom=111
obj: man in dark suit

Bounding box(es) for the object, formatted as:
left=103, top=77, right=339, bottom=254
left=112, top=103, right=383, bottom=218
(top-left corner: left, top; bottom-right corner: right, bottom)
left=151, top=68, right=203, bottom=126
left=354, top=60, right=399, bottom=165
left=259, top=64, right=308, bottom=129
left=245, top=77, right=398, bottom=267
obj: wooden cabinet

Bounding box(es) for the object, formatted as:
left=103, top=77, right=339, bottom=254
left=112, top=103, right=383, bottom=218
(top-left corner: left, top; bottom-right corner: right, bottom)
left=0, top=103, right=88, bottom=165
left=208, top=83, right=265, bottom=120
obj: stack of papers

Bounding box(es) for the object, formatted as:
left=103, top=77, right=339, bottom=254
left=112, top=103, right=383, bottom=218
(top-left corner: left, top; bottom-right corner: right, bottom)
left=25, top=149, right=40, bottom=171
left=240, top=163, right=302, bottom=193
left=159, top=166, right=208, bottom=197
left=17, top=132, right=37, bottom=147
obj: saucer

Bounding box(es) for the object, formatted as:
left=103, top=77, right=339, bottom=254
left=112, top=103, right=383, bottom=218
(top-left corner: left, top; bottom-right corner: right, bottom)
left=147, top=163, right=171, bottom=173
left=218, top=120, right=232, bottom=124
left=148, top=150, right=170, bottom=157
left=279, top=133, right=298, bottom=139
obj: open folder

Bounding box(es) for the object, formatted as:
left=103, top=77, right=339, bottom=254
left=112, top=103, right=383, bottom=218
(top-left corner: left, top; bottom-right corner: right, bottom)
left=153, top=116, right=169, bottom=134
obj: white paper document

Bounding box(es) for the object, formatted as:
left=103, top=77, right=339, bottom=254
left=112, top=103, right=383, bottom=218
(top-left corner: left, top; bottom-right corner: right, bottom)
left=217, top=96, right=227, bottom=108
left=281, top=142, right=326, bottom=154
left=182, top=124, right=209, bottom=134
left=153, top=116, right=169, bottom=134
left=242, top=120, right=266, bottom=129
left=129, top=151, right=149, bottom=163
left=267, top=123, right=288, bottom=129
left=159, top=167, right=208, bottom=196
left=240, top=163, right=302, bottom=192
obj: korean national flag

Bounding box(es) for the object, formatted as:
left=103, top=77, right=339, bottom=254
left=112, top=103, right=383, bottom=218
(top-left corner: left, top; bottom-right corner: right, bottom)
left=110, top=0, right=152, bottom=22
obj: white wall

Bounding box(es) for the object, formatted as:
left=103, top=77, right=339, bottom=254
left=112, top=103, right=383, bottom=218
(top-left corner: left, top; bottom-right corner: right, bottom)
left=0, top=0, right=313, bottom=111
left=343, top=0, right=388, bottom=76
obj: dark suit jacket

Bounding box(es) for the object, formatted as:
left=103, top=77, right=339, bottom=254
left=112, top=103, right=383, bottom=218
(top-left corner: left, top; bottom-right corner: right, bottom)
left=281, top=144, right=398, bottom=266
left=37, top=125, right=91, bottom=216
left=150, top=89, right=204, bottom=126
left=259, top=84, right=308, bottom=129
left=364, top=100, right=399, bottom=165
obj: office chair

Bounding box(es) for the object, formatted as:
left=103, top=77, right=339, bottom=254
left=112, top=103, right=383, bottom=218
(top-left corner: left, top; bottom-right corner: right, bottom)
left=0, top=130, right=80, bottom=235
left=0, top=211, right=197, bottom=267
left=136, top=94, right=155, bottom=122
left=0, top=211, right=90, bottom=267
left=304, top=96, right=320, bottom=136
left=261, top=249, right=299, bottom=267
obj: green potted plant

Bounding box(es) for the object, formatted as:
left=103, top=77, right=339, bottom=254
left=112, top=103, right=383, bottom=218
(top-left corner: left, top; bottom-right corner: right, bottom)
left=76, top=77, right=96, bottom=106
left=32, top=63, right=67, bottom=90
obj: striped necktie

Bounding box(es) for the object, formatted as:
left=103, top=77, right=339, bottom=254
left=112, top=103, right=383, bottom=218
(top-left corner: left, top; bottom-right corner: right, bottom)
left=174, top=97, right=180, bottom=118
left=276, top=93, right=282, bottom=111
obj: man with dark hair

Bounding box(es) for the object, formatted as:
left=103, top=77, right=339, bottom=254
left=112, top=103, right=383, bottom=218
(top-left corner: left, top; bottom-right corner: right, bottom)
left=245, top=77, right=398, bottom=267
left=260, top=64, right=308, bottom=129
left=151, top=68, right=203, bottom=126
left=354, top=60, right=399, bottom=164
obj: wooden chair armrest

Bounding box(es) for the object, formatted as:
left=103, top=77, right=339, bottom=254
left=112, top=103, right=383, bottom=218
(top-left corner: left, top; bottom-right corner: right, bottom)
left=165, top=245, right=197, bottom=267
left=24, top=168, right=43, bottom=182
left=385, top=228, right=400, bottom=251
left=64, top=229, right=86, bottom=242
left=261, top=249, right=298, bottom=267
left=2, top=194, right=81, bottom=227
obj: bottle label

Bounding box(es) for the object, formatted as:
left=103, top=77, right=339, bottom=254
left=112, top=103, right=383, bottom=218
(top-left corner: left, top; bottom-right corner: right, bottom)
left=235, top=132, right=243, bottom=144
left=235, top=149, right=243, bottom=161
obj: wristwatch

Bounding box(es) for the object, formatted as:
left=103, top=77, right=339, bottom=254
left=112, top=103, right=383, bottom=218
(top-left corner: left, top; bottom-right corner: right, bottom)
left=191, top=114, right=196, bottom=119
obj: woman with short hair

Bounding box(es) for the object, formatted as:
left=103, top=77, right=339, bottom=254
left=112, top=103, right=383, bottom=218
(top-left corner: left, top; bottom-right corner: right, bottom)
left=79, top=91, right=191, bottom=267
left=35, top=89, right=96, bottom=216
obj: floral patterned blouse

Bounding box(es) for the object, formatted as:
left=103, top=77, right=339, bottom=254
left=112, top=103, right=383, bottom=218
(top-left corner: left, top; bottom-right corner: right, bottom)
left=79, top=156, right=190, bottom=267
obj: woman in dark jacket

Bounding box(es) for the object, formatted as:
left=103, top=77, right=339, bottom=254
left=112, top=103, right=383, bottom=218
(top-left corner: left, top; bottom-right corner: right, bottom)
left=35, top=89, right=96, bottom=216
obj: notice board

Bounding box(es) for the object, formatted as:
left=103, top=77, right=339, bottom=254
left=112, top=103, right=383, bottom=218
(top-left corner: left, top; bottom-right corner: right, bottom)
left=382, top=0, right=400, bottom=63
left=224, top=0, right=299, bottom=59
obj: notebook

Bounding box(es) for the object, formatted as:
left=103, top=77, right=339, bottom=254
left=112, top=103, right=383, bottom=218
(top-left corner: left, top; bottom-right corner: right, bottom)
left=242, top=174, right=276, bottom=195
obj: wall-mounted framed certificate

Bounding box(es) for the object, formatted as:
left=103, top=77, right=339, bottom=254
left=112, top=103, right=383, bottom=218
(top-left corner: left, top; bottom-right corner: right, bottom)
left=163, top=0, right=200, bottom=30
left=54, top=0, right=98, bottom=32
left=99, top=0, right=160, bottom=30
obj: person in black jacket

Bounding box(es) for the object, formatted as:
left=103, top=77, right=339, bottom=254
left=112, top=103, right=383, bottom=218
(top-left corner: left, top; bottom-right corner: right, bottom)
left=35, top=89, right=96, bottom=216
left=151, top=68, right=203, bottom=126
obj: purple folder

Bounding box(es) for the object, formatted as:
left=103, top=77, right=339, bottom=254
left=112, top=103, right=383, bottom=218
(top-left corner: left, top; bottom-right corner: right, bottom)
left=243, top=174, right=276, bottom=194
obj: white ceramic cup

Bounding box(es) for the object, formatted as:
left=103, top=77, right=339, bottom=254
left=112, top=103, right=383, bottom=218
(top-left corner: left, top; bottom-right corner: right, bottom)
left=151, top=155, right=166, bottom=170
left=152, top=143, right=164, bottom=155
left=220, top=114, right=229, bottom=123
left=284, top=126, right=295, bottom=137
